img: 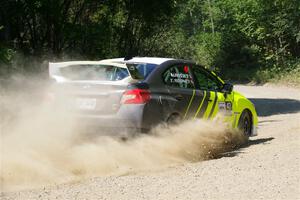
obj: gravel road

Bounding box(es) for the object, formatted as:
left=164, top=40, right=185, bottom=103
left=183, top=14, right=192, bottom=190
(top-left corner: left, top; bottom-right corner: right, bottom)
left=1, top=85, right=300, bottom=200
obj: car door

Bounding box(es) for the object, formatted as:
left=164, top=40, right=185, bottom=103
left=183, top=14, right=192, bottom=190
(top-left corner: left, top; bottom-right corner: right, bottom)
left=162, top=63, right=201, bottom=119
left=191, top=65, right=234, bottom=120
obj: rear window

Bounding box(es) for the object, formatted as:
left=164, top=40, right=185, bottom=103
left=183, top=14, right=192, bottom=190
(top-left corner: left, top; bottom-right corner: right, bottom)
left=60, top=65, right=129, bottom=81
left=126, top=63, right=157, bottom=79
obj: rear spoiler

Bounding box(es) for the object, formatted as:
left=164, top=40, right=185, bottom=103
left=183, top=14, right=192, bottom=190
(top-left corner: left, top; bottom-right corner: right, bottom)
left=49, top=61, right=134, bottom=82
left=49, top=62, right=66, bottom=82
left=49, top=61, right=105, bottom=82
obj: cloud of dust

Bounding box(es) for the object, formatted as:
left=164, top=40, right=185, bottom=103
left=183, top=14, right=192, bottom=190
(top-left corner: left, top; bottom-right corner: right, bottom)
left=0, top=77, right=247, bottom=192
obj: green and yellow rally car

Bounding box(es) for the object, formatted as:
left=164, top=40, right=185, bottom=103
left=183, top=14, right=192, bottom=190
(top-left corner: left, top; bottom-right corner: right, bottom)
left=49, top=57, right=258, bottom=136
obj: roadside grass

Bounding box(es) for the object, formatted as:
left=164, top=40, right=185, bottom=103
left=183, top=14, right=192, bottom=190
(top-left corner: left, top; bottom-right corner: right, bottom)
left=265, top=67, right=300, bottom=87
left=221, top=61, right=300, bottom=87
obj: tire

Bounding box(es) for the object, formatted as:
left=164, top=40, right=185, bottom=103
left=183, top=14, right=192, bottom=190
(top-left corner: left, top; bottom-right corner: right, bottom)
left=167, top=114, right=181, bottom=126
left=238, top=110, right=252, bottom=137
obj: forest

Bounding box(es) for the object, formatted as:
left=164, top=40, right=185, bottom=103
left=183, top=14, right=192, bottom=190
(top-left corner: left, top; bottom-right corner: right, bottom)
left=0, top=0, right=299, bottom=84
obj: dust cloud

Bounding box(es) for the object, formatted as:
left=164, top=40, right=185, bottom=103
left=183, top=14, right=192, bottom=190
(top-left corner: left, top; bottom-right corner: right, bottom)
left=0, top=78, right=247, bottom=192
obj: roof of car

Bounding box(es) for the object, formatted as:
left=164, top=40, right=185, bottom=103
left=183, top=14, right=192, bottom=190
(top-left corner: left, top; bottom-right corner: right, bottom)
left=102, top=57, right=174, bottom=65
left=49, top=57, right=175, bottom=70
left=125, top=57, right=174, bottom=64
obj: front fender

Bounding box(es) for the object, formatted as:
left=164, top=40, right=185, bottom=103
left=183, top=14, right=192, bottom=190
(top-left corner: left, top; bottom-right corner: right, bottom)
left=232, top=91, right=258, bottom=136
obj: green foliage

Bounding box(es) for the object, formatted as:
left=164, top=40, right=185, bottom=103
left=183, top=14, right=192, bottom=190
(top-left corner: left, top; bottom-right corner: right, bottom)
left=0, top=48, right=14, bottom=65
left=193, top=33, right=222, bottom=68
left=0, top=0, right=299, bottom=84
left=217, top=0, right=300, bottom=68
left=0, top=26, right=14, bottom=66
left=254, top=60, right=300, bottom=85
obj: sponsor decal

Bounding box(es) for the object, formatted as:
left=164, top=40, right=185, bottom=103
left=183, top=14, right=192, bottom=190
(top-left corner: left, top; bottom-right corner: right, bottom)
left=226, top=102, right=232, bottom=110
left=169, top=73, right=193, bottom=84
left=218, top=101, right=232, bottom=115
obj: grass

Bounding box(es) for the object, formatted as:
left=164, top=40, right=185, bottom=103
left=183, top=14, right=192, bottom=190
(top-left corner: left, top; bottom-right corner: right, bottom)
left=255, top=63, right=300, bottom=87
left=221, top=61, right=300, bottom=87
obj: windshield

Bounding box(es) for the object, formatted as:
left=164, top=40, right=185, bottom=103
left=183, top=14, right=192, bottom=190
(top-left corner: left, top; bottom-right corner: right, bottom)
left=126, top=63, right=157, bottom=79
left=60, top=64, right=129, bottom=81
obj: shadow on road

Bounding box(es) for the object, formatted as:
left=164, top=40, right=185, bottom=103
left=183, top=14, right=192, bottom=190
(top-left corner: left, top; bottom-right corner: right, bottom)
left=246, top=137, right=275, bottom=146
left=218, top=137, right=275, bottom=158
left=249, top=98, right=300, bottom=116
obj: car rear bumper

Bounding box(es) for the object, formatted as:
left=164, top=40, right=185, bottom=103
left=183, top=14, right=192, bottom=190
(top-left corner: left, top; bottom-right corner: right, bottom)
left=72, top=104, right=146, bottom=134
left=75, top=115, right=140, bottom=128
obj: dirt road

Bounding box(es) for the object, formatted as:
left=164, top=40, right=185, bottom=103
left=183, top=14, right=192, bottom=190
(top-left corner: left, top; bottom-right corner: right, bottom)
left=1, top=85, right=300, bottom=200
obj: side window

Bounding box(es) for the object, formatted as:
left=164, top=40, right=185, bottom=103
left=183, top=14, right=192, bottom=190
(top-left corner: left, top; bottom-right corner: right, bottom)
left=114, top=68, right=129, bottom=80
left=163, top=64, right=194, bottom=89
left=193, top=66, right=222, bottom=91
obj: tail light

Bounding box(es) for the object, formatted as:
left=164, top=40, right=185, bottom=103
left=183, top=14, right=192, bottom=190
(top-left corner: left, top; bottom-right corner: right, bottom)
left=121, top=89, right=150, bottom=104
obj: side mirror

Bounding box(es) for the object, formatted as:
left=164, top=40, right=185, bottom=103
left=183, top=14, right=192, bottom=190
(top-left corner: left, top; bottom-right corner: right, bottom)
left=222, top=83, right=233, bottom=94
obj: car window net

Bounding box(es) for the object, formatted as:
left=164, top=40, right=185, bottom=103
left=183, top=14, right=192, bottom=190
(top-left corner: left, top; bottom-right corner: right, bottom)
left=193, top=67, right=222, bottom=91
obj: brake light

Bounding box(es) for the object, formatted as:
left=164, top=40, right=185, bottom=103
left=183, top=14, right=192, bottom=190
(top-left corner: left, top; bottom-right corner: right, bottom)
left=121, top=89, right=150, bottom=104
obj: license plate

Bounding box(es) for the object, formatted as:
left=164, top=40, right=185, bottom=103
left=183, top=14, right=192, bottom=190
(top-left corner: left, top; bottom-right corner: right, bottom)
left=76, top=98, right=97, bottom=110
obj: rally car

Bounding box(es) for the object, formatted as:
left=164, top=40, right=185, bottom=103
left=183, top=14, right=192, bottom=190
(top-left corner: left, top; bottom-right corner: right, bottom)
left=48, top=57, right=258, bottom=136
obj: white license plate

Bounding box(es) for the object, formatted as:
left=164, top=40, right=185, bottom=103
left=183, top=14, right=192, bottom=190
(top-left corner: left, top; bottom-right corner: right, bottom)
left=76, top=98, right=97, bottom=110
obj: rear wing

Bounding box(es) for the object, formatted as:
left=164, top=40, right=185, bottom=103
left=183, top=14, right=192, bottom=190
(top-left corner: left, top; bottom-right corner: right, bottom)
left=49, top=62, right=69, bottom=82
left=49, top=61, right=108, bottom=82
left=48, top=61, right=132, bottom=82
